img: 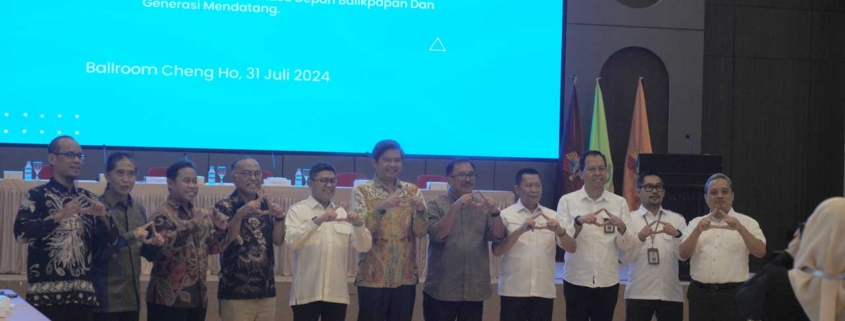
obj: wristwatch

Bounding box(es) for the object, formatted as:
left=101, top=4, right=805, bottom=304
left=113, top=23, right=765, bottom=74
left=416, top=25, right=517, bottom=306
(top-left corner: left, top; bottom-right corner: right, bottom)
left=573, top=215, right=583, bottom=226
left=557, top=230, right=566, bottom=237
left=274, top=215, right=285, bottom=222
left=491, top=212, right=501, bottom=217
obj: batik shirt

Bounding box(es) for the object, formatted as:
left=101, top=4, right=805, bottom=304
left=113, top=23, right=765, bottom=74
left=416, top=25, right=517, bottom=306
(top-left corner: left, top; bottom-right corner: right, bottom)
left=214, top=191, right=277, bottom=300
left=91, top=188, right=148, bottom=313
left=143, top=196, right=226, bottom=308
left=352, top=175, right=428, bottom=288
left=14, top=178, right=119, bottom=307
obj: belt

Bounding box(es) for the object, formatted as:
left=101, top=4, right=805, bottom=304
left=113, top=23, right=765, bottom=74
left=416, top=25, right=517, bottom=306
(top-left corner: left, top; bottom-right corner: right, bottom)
left=691, top=280, right=743, bottom=292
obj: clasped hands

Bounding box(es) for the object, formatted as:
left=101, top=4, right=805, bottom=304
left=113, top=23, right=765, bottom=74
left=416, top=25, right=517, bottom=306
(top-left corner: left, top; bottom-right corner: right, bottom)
left=314, top=203, right=363, bottom=227
left=53, top=195, right=108, bottom=222
left=577, top=208, right=625, bottom=230
left=377, top=186, right=426, bottom=212
left=133, top=221, right=166, bottom=246
left=637, top=220, right=680, bottom=241
left=695, top=209, right=743, bottom=233
left=519, top=212, right=563, bottom=234
left=453, top=191, right=500, bottom=215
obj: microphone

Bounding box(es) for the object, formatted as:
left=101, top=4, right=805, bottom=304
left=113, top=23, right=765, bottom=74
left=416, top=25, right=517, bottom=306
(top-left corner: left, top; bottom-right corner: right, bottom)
left=271, top=152, right=277, bottom=177
left=102, top=144, right=107, bottom=167
left=685, top=134, right=693, bottom=154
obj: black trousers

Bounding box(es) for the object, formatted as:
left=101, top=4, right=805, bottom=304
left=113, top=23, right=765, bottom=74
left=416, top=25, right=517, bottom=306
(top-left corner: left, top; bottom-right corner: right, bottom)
left=563, top=281, right=620, bottom=321
left=292, top=301, right=347, bottom=321
left=92, top=310, right=140, bottom=321
left=625, top=299, right=683, bottom=321
left=35, top=304, right=92, bottom=321
left=687, top=281, right=744, bottom=321
left=499, top=296, right=554, bottom=321
left=146, top=302, right=206, bottom=321
left=422, top=292, right=483, bottom=321
left=357, top=285, right=416, bottom=321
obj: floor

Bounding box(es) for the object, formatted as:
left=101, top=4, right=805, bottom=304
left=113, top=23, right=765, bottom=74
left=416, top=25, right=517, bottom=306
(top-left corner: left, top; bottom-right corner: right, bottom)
left=0, top=263, right=691, bottom=321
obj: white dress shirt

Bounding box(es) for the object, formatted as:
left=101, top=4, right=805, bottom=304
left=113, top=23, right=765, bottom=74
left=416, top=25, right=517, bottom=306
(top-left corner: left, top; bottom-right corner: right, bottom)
left=680, top=208, right=766, bottom=284
left=557, top=187, right=633, bottom=288
left=285, top=196, right=373, bottom=306
left=620, top=206, right=687, bottom=302
left=497, top=200, right=562, bottom=299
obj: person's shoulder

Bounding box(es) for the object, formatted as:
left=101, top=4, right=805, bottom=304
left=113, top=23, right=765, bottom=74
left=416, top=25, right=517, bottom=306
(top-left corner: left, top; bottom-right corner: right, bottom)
left=500, top=203, right=521, bottom=217
left=732, top=211, right=759, bottom=223
left=353, top=180, right=375, bottom=192
left=561, top=189, right=582, bottom=200
left=398, top=181, right=419, bottom=192
left=289, top=198, right=310, bottom=210
left=604, top=191, right=626, bottom=203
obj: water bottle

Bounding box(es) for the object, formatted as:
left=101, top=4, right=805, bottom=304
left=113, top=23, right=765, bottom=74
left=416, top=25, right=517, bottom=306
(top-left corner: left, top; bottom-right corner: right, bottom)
left=24, top=161, right=32, bottom=180
left=208, top=166, right=216, bottom=185
left=294, top=168, right=303, bottom=187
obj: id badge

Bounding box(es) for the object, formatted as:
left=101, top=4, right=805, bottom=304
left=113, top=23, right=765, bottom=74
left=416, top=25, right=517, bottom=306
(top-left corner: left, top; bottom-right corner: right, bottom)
left=647, top=248, right=660, bottom=265
left=603, top=218, right=615, bottom=234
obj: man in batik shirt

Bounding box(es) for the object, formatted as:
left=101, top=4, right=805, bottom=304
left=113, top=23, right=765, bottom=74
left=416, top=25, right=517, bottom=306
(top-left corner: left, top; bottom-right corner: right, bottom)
left=214, top=157, right=286, bottom=321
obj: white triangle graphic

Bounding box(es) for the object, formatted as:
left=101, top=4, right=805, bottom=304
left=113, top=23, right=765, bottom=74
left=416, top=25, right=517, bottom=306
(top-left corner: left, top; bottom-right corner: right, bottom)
left=429, top=37, right=446, bottom=52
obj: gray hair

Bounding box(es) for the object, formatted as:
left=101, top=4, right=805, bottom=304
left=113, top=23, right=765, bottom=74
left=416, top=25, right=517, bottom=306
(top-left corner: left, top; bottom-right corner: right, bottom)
left=705, top=173, right=733, bottom=192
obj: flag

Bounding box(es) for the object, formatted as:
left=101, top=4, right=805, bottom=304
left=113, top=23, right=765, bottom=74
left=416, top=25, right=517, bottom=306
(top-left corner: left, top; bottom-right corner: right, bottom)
left=623, top=78, right=653, bottom=210
left=589, top=79, right=614, bottom=192
left=559, top=77, right=585, bottom=195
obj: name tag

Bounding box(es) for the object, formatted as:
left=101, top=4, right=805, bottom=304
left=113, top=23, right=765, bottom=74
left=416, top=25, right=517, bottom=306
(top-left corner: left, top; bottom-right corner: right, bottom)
left=603, top=218, right=615, bottom=234
left=647, top=248, right=660, bottom=265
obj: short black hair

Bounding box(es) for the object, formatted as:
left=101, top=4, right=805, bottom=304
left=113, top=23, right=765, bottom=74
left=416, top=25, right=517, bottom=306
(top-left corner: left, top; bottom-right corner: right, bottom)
left=371, top=139, right=404, bottom=160
left=166, top=160, right=196, bottom=181
left=637, top=171, right=662, bottom=187
left=578, top=150, right=607, bottom=171
left=515, top=168, right=541, bottom=185
left=231, top=156, right=260, bottom=172
left=445, top=158, right=475, bottom=176
left=106, top=152, right=136, bottom=173
left=48, top=135, right=75, bottom=154
left=309, top=162, right=337, bottom=178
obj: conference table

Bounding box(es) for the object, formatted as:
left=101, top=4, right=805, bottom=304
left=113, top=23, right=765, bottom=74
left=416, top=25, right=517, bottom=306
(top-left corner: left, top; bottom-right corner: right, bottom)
left=0, top=179, right=515, bottom=279
left=0, top=289, right=49, bottom=321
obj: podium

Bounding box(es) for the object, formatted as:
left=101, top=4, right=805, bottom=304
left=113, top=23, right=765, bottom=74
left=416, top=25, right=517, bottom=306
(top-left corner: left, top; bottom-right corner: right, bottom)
left=636, top=154, right=722, bottom=280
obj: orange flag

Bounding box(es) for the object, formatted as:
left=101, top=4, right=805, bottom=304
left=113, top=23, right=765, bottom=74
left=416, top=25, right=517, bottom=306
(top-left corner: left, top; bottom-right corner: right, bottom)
left=623, top=78, right=653, bottom=210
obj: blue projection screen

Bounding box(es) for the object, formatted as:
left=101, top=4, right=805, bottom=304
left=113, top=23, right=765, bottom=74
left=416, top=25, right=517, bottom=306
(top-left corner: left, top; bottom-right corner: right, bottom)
left=0, top=0, right=563, bottom=158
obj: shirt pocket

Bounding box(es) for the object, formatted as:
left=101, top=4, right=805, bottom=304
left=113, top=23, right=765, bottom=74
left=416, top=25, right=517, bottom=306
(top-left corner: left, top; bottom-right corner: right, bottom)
left=661, top=233, right=677, bottom=254
left=723, top=232, right=746, bottom=253
left=333, top=223, right=352, bottom=247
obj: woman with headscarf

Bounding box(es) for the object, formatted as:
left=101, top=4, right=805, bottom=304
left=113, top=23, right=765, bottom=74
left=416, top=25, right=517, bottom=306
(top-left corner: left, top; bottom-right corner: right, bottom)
left=789, top=197, right=845, bottom=321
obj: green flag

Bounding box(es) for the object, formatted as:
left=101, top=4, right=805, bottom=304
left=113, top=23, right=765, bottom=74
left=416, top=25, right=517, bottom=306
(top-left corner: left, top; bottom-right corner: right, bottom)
left=589, top=79, right=614, bottom=192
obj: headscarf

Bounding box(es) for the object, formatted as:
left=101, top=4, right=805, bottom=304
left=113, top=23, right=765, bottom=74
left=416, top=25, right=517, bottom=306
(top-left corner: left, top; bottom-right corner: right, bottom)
left=789, top=197, right=845, bottom=321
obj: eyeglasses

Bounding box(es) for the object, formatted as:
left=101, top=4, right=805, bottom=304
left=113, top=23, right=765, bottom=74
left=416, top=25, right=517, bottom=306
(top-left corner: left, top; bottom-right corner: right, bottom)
left=639, top=184, right=665, bottom=192
left=314, top=178, right=338, bottom=186
left=53, top=152, right=85, bottom=160
left=450, top=172, right=476, bottom=180
left=235, top=171, right=263, bottom=179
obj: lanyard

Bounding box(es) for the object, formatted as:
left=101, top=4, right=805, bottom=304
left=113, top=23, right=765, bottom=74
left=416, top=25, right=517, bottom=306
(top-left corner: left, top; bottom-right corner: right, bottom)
left=642, top=211, right=663, bottom=248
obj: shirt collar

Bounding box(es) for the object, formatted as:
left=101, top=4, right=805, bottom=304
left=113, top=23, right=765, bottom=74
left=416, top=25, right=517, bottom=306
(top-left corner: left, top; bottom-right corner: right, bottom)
left=637, top=204, right=664, bottom=217
left=229, top=190, right=259, bottom=204
left=103, top=187, right=133, bottom=207
left=578, top=186, right=609, bottom=202
left=711, top=207, right=736, bottom=223
left=372, top=174, right=402, bottom=189
left=304, top=195, right=331, bottom=210
left=515, top=199, right=542, bottom=214
left=166, top=195, right=194, bottom=213
left=47, top=177, right=77, bottom=194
